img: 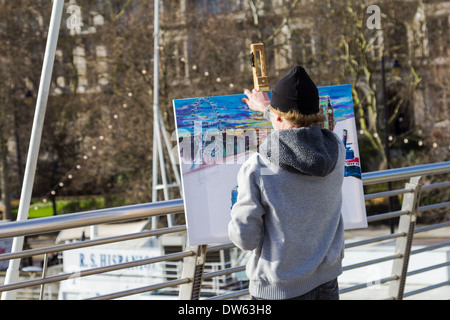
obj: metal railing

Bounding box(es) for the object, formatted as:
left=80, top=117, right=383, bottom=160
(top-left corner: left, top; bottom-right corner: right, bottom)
left=0, top=161, right=449, bottom=300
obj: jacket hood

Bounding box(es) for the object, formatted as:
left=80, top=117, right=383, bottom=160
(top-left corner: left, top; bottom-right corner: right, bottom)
left=259, top=126, right=340, bottom=177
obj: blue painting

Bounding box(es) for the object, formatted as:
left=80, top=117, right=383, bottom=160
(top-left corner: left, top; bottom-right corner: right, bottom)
left=173, top=84, right=367, bottom=245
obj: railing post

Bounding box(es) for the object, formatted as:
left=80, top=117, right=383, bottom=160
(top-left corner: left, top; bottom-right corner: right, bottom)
left=388, top=176, right=422, bottom=300
left=179, top=245, right=207, bottom=300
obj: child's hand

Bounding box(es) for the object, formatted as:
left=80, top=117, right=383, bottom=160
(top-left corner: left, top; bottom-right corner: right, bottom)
left=242, top=89, right=271, bottom=113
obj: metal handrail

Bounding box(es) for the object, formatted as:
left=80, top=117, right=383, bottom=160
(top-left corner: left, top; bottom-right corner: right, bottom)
left=0, top=161, right=449, bottom=300
left=0, top=226, right=187, bottom=262
left=0, top=162, right=448, bottom=241
left=361, top=161, right=450, bottom=185
left=0, top=251, right=193, bottom=293
left=0, top=199, right=184, bottom=240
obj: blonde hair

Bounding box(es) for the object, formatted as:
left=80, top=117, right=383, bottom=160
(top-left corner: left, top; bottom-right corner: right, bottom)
left=270, top=106, right=326, bottom=128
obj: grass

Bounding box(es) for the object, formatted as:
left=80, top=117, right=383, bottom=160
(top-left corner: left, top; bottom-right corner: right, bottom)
left=11, top=197, right=105, bottom=219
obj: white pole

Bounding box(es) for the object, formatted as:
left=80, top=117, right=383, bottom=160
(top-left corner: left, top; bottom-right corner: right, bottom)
left=151, top=0, right=174, bottom=227
left=2, top=0, right=64, bottom=300
left=152, top=0, right=160, bottom=202
left=151, top=0, right=160, bottom=229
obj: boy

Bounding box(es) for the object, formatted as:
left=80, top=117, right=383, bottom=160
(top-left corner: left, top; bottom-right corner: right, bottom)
left=228, top=66, right=345, bottom=300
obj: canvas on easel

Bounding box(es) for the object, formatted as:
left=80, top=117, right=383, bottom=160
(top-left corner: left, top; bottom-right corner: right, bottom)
left=173, top=84, right=367, bottom=245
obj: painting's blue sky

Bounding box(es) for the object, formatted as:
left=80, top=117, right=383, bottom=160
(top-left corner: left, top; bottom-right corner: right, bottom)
left=173, top=84, right=355, bottom=134
left=319, top=84, right=354, bottom=122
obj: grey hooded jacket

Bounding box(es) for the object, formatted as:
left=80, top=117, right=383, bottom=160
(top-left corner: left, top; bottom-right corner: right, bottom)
left=228, top=114, right=346, bottom=300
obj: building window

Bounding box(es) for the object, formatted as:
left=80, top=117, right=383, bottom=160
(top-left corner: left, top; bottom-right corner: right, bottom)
left=428, top=15, right=450, bottom=58
left=386, top=83, right=414, bottom=136
left=192, top=0, right=236, bottom=14
left=291, top=29, right=315, bottom=66
left=162, top=0, right=181, bottom=21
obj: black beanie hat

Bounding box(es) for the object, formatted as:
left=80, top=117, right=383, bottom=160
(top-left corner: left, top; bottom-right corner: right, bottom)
left=270, top=66, right=319, bottom=115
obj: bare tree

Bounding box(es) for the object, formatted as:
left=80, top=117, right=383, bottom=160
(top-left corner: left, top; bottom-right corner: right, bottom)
left=1, top=0, right=446, bottom=211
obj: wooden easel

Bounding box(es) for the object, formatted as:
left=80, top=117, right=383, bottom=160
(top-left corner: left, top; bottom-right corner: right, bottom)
left=250, top=43, right=270, bottom=92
